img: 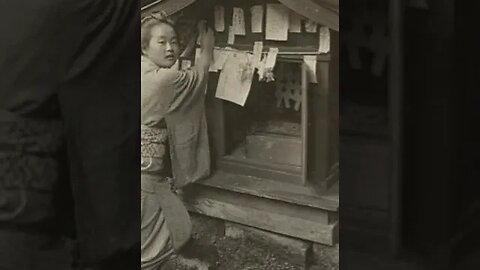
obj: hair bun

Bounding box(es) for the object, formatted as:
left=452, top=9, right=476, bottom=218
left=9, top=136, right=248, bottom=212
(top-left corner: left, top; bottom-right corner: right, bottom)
left=141, top=10, right=174, bottom=25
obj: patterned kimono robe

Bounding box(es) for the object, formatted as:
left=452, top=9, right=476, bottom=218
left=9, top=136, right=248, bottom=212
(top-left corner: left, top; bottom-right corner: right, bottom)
left=140, top=56, right=210, bottom=269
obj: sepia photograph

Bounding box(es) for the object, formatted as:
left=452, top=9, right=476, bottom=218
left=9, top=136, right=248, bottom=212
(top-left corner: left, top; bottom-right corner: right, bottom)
left=140, top=0, right=339, bottom=269
left=2, top=0, right=478, bottom=269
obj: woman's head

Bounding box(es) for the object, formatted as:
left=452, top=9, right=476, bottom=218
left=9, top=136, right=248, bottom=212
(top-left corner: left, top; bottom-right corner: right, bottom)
left=141, top=12, right=180, bottom=68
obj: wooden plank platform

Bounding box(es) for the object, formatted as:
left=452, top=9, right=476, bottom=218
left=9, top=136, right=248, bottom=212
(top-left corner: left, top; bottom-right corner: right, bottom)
left=218, top=157, right=303, bottom=185
left=181, top=171, right=339, bottom=246
left=183, top=185, right=337, bottom=246
left=198, top=171, right=339, bottom=211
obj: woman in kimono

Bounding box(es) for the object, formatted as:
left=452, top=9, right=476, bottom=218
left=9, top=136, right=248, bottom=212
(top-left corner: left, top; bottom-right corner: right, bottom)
left=140, top=12, right=214, bottom=269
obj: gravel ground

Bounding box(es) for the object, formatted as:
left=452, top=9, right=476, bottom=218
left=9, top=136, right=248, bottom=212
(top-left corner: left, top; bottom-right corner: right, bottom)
left=164, top=228, right=339, bottom=270
left=161, top=212, right=339, bottom=270
left=166, top=235, right=303, bottom=270
left=214, top=236, right=302, bottom=270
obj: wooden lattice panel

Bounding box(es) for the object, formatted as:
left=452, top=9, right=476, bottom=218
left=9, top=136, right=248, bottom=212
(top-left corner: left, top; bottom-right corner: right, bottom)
left=274, top=62, right=302, bottom=111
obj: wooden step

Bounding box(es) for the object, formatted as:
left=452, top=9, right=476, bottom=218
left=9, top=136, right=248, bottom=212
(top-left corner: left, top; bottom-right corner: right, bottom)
left=198, top=170, right=339, bottom=211
left=181, top=172, right=339, bottom=246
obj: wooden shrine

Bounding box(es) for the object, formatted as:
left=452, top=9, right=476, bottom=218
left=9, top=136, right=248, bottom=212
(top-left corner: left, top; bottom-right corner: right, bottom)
left=142, top=0, right=339, bottom=247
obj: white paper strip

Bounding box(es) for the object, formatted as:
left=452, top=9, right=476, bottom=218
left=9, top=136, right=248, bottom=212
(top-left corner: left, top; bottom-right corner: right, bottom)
left=265, top=47, right=279, bottom=69
left=227, top=25, right=235, bottom=45
left=209, top=49, right=230, bottom=72
left=214, top=6, right=225, bottom=32
left=252, top=41, right=264, bottom=68
left=303, top=55, right=317, bottom=83
left=265, top=4, right=289, bottom=41
left=289, top=12, right=302, bottom=33
left=215, top=52, right=255, bottom=106
left=232, top=7, right=246, bottom=36
left=318, top=26, right=331, bottom=53
left=250, top=5, right=264, bottom=33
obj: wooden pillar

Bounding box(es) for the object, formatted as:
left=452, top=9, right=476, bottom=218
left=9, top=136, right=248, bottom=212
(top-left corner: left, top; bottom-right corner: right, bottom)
left=403, top=0, right=456, bottom=268
left=389, top=0, right=404, bottom=257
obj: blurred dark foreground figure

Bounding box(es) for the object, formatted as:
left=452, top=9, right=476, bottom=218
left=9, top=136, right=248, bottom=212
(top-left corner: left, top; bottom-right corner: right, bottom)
left=0, top=1, right=140, bottom=269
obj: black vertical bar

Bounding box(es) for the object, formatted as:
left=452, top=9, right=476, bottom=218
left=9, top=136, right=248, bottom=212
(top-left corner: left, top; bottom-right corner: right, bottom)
left=389, top=0, right=404, bottom=256
left=301, top=62, right=309, bottom=185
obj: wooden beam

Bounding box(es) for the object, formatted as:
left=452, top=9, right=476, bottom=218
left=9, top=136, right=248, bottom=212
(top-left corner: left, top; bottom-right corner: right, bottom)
left=141, top=0, right=195, bottom=14
left=218, top=157, right=303, bottom=185
left=312, top=0, right=339, bottom=13
left=278, top=0, right=339, bottom=31
left=198, top=171, right=339, bottom=211
left=183, top=186, right=338, bottom=245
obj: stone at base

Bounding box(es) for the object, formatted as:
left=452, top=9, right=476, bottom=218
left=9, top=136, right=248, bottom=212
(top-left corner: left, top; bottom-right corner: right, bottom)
left=225, top=221, right=311, bottom=267
left=312, top=243, right=339, bottom=267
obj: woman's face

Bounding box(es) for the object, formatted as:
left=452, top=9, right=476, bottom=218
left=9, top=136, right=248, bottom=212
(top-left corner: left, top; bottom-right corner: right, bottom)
left=143, top=23, right=180, bottom=68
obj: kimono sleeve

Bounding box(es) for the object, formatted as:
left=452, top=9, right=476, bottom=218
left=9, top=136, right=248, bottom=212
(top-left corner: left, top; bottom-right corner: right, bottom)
left=167, top=67, right=208, bottom=113
left=141, top=62, right=208, bottom=125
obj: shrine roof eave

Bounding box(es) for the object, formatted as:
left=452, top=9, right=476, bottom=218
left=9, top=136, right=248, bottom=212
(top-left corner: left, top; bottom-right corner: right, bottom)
left=141, top=0, right=196, bottom=15
left=278, top=0, right=339, bottom=32
left=141, top=0, right=339, bottom=32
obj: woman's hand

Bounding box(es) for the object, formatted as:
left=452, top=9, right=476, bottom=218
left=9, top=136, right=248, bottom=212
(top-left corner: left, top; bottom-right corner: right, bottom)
left=197, top=20, right=207, bottom=35
left=200, top=27, right=215, bottom=52
left=196, top=21, right=215, bottom=71
left=197, top=20, right=215, bottom=52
